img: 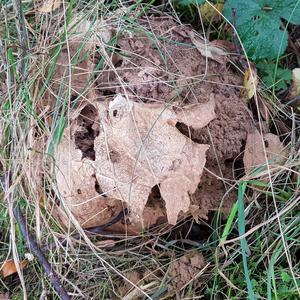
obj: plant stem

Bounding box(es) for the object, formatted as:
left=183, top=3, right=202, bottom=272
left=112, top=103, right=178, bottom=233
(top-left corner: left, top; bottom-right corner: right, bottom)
left=13, top=204, right=70, bottom=300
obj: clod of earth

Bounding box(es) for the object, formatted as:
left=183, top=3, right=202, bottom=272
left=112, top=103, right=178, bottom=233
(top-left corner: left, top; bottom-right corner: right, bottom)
left=243, top=130, right=286, bottom=176
left=48, top=14, right=282, bottom=231
left=168, top=252, right=206, bottom=291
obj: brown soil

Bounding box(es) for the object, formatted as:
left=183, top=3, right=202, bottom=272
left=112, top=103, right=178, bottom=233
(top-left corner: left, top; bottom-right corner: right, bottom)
left=51, top=14, right=256, bottom=229
left=168, top=252, right=206, bottom=291
left=93, top=15, right=255, bottom=221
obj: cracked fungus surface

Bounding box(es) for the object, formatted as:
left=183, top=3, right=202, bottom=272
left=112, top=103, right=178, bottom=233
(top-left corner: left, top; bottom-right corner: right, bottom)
left=52, top=15, right=255, bottom=230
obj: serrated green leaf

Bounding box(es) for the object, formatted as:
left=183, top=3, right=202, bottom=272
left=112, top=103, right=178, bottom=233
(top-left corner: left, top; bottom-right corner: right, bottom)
left=281, top=270, right=292, bottom=283
left=224, top=0, right=300, bottom=60
left=257, top=62, right=292, bottom=90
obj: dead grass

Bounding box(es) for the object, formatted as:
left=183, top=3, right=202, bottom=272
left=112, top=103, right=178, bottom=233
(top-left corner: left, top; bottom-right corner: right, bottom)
left=0, top=1, right=299, bottom=299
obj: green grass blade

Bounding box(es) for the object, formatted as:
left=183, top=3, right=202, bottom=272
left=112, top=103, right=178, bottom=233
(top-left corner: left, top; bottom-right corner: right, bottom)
left=220, top=201, right=238, bottom=243
left=237, top=182, right=256, bottom=300
left=7, top=47, right=19, bottom=81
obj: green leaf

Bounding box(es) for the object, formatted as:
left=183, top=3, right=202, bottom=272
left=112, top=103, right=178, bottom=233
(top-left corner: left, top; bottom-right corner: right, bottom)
left=178, top=0, right=205, bottom=6
left=280, top=270, right=292, bottom=283
left=257, top=62, right=292, bottom=90
left=224, top=0, right=300, bottom=60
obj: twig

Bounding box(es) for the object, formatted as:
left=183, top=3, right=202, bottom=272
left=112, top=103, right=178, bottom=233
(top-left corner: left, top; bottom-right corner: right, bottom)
left=85, top=208, right=129, bottom=234
left=42, top=208, right=129, bottom=253
left=13, top=204, right=70, bottom=300
left=57, top=208, right=129, bottom=248
left=12, top=0, right=29, bottom=78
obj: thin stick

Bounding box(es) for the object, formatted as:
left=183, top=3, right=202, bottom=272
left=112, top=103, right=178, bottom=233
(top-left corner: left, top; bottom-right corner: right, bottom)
left=13, top=204, right=70, bottom=300
left=85, top=208, right=129, bottom=234
left=47, top=208, right=129, bottom=250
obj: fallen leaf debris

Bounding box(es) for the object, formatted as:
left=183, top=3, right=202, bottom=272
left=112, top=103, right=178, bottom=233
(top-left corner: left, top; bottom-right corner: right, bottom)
left=47, top=15, right=284, bottom=230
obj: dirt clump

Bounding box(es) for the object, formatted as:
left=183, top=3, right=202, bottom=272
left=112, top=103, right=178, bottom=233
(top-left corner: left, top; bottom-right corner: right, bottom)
left=168, top=252, right=206, bottom=291
left=94, top=15, right=255, bottom=220
left=50, top=14, right=256, bottom=230
left=243, top=130, right=286, bottom=176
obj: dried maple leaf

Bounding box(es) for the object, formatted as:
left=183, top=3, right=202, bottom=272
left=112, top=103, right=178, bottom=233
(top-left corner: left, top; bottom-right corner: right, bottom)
left=93, top=95, right=213, bottom=225
left=55, top=94, right=215, bottom=226
left=54, top=125, right=124, bottom=228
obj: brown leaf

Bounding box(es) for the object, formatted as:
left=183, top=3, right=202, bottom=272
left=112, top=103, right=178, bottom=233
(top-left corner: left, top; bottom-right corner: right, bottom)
left=188, top=205, right=207, bottom=223
left=0, top=293, right=10, bottom=300
left=55, top=93, right=213, bottom=227
left=243, top=131, right=286, bottom=175
left=0, top=259, right=28, bottom=278
left=286, top=68, right=300, bottom=103
left=256, top=96, right=270, bottom=122
left=93, top=95, right=210, bottom=225
left=175, top=96, right=216, bottom=129
left=37, top=0, right=61, bottom=13
left=118, top=271, right=143, bottom=297
left=189, top=32, right=227, bottom=64
left=242, top=67, right=258, bottom=100
left=54, top=123, right=124, bottom=228
left=210, top=39, right=235, bottom=53
left=200, top=2, right=224, bottom=23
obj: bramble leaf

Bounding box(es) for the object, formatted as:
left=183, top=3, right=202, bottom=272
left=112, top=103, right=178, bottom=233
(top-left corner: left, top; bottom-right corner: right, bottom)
left=257, top=62, right=292, bottom=91
left=224, top=0, right=300, bottom=60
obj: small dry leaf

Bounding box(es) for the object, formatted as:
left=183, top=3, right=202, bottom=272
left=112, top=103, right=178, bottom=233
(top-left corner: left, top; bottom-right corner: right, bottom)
left=37, top=0, right=61, bottom=13
left=189, top=31, right=227, bottom=64
left=200, top=2, right=224, bottom=23
left=118, top=270, right=143, bottom=298
left=0, top=259, right=28, bottom=278
left=256, top=96, right=270, bottom=122
left=243, top=131, right=286, bottom=175
left=0, top=293, right=10, bottom=300
left=175, top=96, right=216, bottom=129
left=286, top=68, right=300, bottom=100
left=242, top=67, right=258, bottom=100
left=210, top=39, right=235, bottom=52
left=188, top=205, right=208, bottom=223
